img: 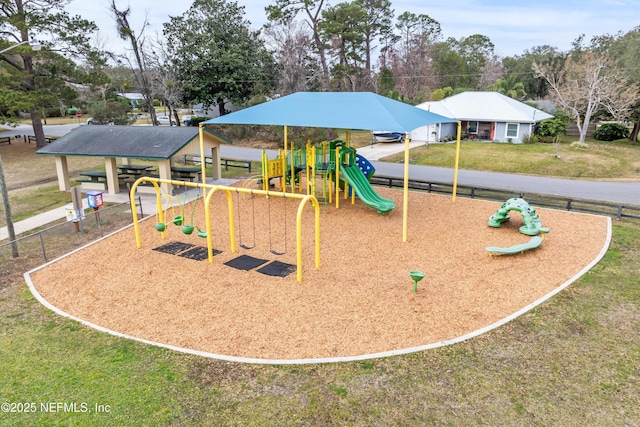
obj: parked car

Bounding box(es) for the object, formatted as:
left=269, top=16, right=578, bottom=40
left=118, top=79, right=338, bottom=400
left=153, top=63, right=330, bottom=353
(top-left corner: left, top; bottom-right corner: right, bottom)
left=157, top=115, right=177, bottom=126
left=181, top=115, right=194, bottom=126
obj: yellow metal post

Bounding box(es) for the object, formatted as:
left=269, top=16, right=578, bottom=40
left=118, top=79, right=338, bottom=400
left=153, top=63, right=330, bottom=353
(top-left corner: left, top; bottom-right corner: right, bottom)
left=198, top=124, right=206, bottom=185
left=452, top=121, right=462, bottom=202
left=402, top=132, right=410, bottom=242
left=335, top=146, right=341, bottom=209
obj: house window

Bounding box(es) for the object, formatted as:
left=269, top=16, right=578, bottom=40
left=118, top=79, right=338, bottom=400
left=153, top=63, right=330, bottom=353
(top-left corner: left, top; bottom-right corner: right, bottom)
left=506, top=123, right=519, bottom=138
left=466, top=121, right=478, bottom=134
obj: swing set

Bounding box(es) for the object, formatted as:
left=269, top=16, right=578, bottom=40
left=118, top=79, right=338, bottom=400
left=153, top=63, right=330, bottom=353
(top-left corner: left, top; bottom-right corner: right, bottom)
left=130, top=176, right=321, bottom=282
left=235, top=188, right=289, bottom=255
left=155, top=191, right=207, bottom=238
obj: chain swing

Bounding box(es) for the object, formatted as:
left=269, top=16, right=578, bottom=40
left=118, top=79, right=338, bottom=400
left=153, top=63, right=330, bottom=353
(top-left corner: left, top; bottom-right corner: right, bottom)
left=268, top=192, right=287, bottom=255
left=155, top=191, right=183, bottom=232
left=236, top=188, right=256, bottom=249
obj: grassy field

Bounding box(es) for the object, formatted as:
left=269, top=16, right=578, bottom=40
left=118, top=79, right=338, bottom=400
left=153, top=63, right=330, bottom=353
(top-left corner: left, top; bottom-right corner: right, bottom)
left=383, top=137, right=640, bottom=180
left=1, top=127, right=639, bottom=425
left=0, top=221, right=638, bottom=425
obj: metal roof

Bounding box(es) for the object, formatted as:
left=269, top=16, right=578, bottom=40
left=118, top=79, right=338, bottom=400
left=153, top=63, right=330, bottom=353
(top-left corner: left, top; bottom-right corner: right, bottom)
left=416, top=92, right=554, bottom=123
left=36, top=125, right=232, bottom=159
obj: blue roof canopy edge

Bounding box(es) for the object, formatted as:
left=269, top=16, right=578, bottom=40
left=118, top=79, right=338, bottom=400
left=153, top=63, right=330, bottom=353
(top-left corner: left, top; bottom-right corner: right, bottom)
left=203, top=92, right=456, bottom=132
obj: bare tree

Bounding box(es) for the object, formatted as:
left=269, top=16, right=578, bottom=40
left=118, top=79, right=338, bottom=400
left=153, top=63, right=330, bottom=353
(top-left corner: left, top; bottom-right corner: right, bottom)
left=264, top=21, right=320, bottom=94
left=149, top=42, right=184, bottom=125
left=266, top=0, right=331, bottom=91
left=477, top=54, right=504, bottom=91
left=388, top=12, right=441, bottom=103
left=534, top=50, right=638, bottom=145
left=110, top=1, right=157, bottom=125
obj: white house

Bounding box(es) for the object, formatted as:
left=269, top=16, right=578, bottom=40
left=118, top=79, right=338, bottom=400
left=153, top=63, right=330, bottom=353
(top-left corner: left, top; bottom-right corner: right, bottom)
left=411, top=91, right=554, bottom=144
left=117, top=92, right=146, bottom=108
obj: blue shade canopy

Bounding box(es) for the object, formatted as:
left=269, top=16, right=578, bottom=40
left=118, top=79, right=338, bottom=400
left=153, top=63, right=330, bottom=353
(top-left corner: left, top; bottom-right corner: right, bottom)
left=203, top=92, right=456, bottom=132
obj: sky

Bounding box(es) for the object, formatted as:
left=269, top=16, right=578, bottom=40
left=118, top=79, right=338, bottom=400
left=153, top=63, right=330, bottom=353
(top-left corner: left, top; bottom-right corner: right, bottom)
left=66, top=0, right=639, bottom=58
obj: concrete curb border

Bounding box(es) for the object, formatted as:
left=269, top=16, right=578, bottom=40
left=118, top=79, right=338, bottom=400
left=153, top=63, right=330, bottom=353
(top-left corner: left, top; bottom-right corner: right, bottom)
left=24, top=215, right=612, bottom=365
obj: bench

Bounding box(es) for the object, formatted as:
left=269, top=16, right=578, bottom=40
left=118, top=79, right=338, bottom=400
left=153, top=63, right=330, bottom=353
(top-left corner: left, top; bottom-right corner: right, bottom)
left=0, top=136, right=11, bottom=145
left=181, top=154, right=253, bottom=173
left=137, top=181, right=159, bottom=194
left=27, top=135, right=53, bottom=144
left=77, top=180, right=107, bottom=191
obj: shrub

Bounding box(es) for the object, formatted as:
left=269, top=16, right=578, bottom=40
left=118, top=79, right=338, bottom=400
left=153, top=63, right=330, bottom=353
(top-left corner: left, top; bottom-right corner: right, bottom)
left=593, top=123, right=629, bottom=141
left=521, top=133, right=539, bottom=144
left=535, top=118, right=567, bottom=142
left=189, top=116, right=210, bottom=127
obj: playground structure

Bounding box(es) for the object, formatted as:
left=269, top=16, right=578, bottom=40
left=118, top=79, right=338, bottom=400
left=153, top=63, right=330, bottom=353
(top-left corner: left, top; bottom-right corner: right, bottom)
left=260, top=138, right=395, bottom=215
left=485, top=198, right=550, bottom=256
left=129, top=177, right=320, bottom=282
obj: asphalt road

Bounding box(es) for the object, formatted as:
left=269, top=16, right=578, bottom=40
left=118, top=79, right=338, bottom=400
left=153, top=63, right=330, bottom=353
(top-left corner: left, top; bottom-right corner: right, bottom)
left=220, top=145, right=639, bottom=206
left=8, top=124, right=639, bottom=206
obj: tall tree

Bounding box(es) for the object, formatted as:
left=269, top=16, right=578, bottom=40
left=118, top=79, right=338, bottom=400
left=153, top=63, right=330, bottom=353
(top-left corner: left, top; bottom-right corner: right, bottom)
left=319, top=2, right=367, bottom=91
left=607, top=27, right=640, bottom=142
left=432, top=34, right=495, bottom=92
left=266, top=0, right=330, bottom=91
left=488, top=74, right=526, bottom=99
left=165, top=0, right=277, bottom=117
left=534, top=49, right=639, bottom=145
left=430, top=41, right=466, bottom=89
left=0, top=0, right=104, bottom=148
left=502, top=45, right=565, bottom=99
left=354, top=0, right=393, bottom=87
left=389, top=12, right=441, bottom=103
left=109, top=1, right=158, bottom=125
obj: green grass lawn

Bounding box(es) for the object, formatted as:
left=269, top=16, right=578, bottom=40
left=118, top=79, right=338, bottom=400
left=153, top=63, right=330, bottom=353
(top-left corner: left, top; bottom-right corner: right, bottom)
left=1, top=220, right=638, bottom=425
left=383, top=138, right=640, bottom=179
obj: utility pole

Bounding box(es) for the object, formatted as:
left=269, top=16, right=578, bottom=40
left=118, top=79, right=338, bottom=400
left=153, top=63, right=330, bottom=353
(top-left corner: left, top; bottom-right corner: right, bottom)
left=0, top=37, right=41, bottom=257
left=0, top=155, right=18, bottom=256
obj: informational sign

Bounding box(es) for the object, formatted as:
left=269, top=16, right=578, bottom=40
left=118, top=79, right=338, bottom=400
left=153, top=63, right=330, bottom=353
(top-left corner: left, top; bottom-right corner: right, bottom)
left=64, top=203, right=85, bottom=222
left=66, top=186, right=85, bottom=222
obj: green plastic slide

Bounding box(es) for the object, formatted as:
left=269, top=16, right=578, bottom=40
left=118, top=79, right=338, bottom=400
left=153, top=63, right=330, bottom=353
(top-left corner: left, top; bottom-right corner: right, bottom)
left=485, top=236, right=543, bottom=255
left=339, top=163, right=395, bottom=214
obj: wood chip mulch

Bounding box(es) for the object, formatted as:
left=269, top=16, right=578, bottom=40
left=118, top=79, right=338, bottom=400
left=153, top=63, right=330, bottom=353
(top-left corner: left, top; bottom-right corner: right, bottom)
left=29, top=188, right=610, bottom=361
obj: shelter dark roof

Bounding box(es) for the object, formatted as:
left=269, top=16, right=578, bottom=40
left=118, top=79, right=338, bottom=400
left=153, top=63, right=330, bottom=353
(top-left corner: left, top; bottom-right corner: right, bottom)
left=36, top=125, right=231, bottom=159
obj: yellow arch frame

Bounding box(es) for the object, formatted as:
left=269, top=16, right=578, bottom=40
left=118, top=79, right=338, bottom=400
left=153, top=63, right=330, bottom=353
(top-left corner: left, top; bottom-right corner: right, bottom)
left=129, top=177, right=321, bottom=282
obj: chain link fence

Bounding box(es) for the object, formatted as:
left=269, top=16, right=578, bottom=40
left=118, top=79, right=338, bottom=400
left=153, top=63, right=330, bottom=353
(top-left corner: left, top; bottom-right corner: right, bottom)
left=0, top=197, right=145, bottom=290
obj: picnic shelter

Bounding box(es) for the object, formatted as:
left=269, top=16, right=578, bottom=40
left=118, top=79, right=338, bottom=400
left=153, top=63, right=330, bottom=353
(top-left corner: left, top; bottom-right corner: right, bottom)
left=36, top=125, right=232, bottom=194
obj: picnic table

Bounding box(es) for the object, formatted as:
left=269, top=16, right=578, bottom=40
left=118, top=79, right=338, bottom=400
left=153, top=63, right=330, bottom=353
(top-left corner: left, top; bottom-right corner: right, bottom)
left=79, top=171, right=110, bottom=182
left=170, top=166, right=202, bottom=181
left=79, top=170, right=127, bottom=184
left=117, top=164, right=154, bottom=177
left=78, top=170, right=127, bottom=191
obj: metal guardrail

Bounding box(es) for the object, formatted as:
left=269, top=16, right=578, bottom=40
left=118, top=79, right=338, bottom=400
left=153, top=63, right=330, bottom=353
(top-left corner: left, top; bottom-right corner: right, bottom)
left=369, top=175, right=640, bottom=220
